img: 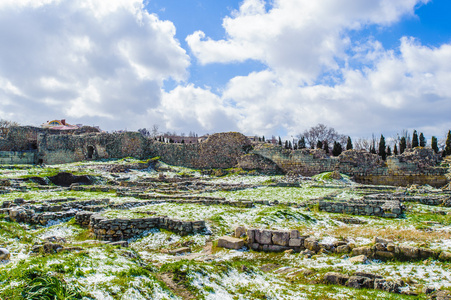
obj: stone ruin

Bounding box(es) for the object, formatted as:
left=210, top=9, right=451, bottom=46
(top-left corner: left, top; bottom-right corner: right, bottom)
left=0, top=126, right=449, bottom=187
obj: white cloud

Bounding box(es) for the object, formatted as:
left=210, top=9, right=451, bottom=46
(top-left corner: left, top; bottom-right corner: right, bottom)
left=0, top=0, right=189, bottom=130
left=187, top=0, right=428, bottom=84
left=220, top=37, right=451, bottom=138
left=159, top=84, right=238, bottom=134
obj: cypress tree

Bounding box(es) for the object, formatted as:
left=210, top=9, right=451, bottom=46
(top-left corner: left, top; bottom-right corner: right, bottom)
left=332, top=141, right=343, bottom=156
left=394, top=144, right=398, bottom=155
left=285, top=140, right=289, bottom=149
left=258, top=137, right=261, bottom=142
left=324, top=141, right=329, bottom=154
left=400, top=137, right=407, bottom=154
left=262, top=136, right=265, bottom=142
left=346, top=136, right=353, bottom=150
left=278, top=137, right=282, bottom=146
left=378, top=134, right=386, bottom=160
left=288, top=141, right=292, bottom=150
left=298, top=136, right=306, bottom=149
left=419, top=133, right=426, bottom=147
left=431, top=136, right=439, bottom=153
left=445, top=130, right=451, bottom=156
left=387, top=146, right=392, bottom=157
left=412, top=130, right=419, bottom=148
left=316, top=140, right=323, bottom=149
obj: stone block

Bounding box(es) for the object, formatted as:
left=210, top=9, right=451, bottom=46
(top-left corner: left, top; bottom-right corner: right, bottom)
left=290, top=230, right=300, bottom=239
left=247, top=229, right=256, bottom=243
left=217, top=236, right=245, bottom=250
left=374, top=278, right=400, bottom=293
left=256, top=230, right=272, bottom=245
left=289, top=238, right=302, bottom=247
left=352, top=246, right=372, bottom=257
left=272, top=231, right=290, bottom=246
left=267, top=245, right=289, bottom=252
left=234, top=226, right=246, bottom=238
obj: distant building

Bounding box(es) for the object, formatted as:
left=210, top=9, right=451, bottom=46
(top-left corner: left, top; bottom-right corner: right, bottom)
left=40, top=119, right=79, bottom=130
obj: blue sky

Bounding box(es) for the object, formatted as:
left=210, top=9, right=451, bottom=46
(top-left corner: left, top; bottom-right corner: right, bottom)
left=0, top=0, right=451, bottom=143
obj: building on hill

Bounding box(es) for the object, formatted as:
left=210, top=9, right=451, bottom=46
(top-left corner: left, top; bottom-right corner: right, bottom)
left=41, top=119, right=79, bottom=130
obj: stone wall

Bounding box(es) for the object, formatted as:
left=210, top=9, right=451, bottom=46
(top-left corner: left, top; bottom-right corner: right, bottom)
left=85, top=213, right=207, bottom=241
left=148, top=132, right=252, bottom=169
left=38, top=131, right=150, bottom=164
left=247, top=228, right=306, bottom=252
left=0, top=151, right=37, bottom=164
left=317, top=199, right=403, bottom=218
left=253, top=147, right=448, bottom=187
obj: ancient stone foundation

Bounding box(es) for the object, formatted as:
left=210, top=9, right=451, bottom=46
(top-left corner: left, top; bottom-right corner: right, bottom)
left=77, top=211, right=207, bottom=241
left=247, top=228, right=307, bottom=252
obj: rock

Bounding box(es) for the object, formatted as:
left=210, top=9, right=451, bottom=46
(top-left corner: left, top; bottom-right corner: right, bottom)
left=349, top=255, right=368, bottom=264
left=354, top=272, right=383, bottom=279
left=304, top=237, right=320, bottom=252
left=260, top=263, right=280, bottom=272
left=372, top=236, right=393, bottom=245
left=234, top=226, right=246, bottom=238
left=169, top=247, right=190, bottom=255
left=435, top=290, right=451, bottom=300
left=256, top=230, right=272, bottom=245
left=0, top=248, right=10, bottom=261
left=57, top=247, right=84, bottom=253
left=374, top=243, right=386, bottom=251
left=272, top=231, right=290, bottom=246
left=289, top=238, right=302, bottom=247
left=419, top=248, right=436, bottom=259
left=290, top=230, right=300, bottom=239
left=336, top=245, right=350, bottom=253
left=32, top=243, right=64, bottom=254
left=439, top=251, right=451, bottom=261
left=423, top=286, right=436, bottom=294
left=351, top=246, right=372, bottom=257
left=346, top=276, right=374, bottom=289
left=324, top=272, right=349, bottom=285
left=109, top=241, right=129, bottom=247
left=284, top=249, right=294, bottom=254
left=375, top=251, right=395, bottom=259
left=374, top=278, right=400, bottom=293
left=386, top=242, right=395, bottom=252
left=217, top=236, right=245, bottom=250
left=399, top=245, right=420, bottom=259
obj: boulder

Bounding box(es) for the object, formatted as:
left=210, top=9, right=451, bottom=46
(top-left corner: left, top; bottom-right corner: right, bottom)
left=374, top=278, right=400, bottom=293
left=375, top=251, right=395, bottom=259
left=346, top=276, right=374, bottom=289
left=349, top=255, right=368, bottom=264
left=336, top=245, right=350, bottom=253
left=217, top=236, right=245, bottom=250
left=324, top=272, right=349, bottom=285
left=0, top=248, right=10, bottom=261
left=439, top=251, right=451, bottom=261
left=304, top=237, right=320, bottom=252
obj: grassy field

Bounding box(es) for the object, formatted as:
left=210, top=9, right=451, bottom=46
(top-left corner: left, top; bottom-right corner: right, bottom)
left=0, top=159, right=450, bottom=299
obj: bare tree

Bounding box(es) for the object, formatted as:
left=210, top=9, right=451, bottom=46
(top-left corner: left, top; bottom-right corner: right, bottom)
left=354, top=137, right=371, bottom=151
left=150, top=124, right=159, bottom=138
left=298, top=124, right=345, bottom=148
left=0, top=119, right=19, bottom=136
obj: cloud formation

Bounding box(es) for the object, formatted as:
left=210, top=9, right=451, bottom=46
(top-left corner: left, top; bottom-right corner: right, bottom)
left=0, top=0, right=189, bottom=129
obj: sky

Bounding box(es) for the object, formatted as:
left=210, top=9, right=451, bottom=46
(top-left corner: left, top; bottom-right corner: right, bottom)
left=0, top=0, right=451, bottom=141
